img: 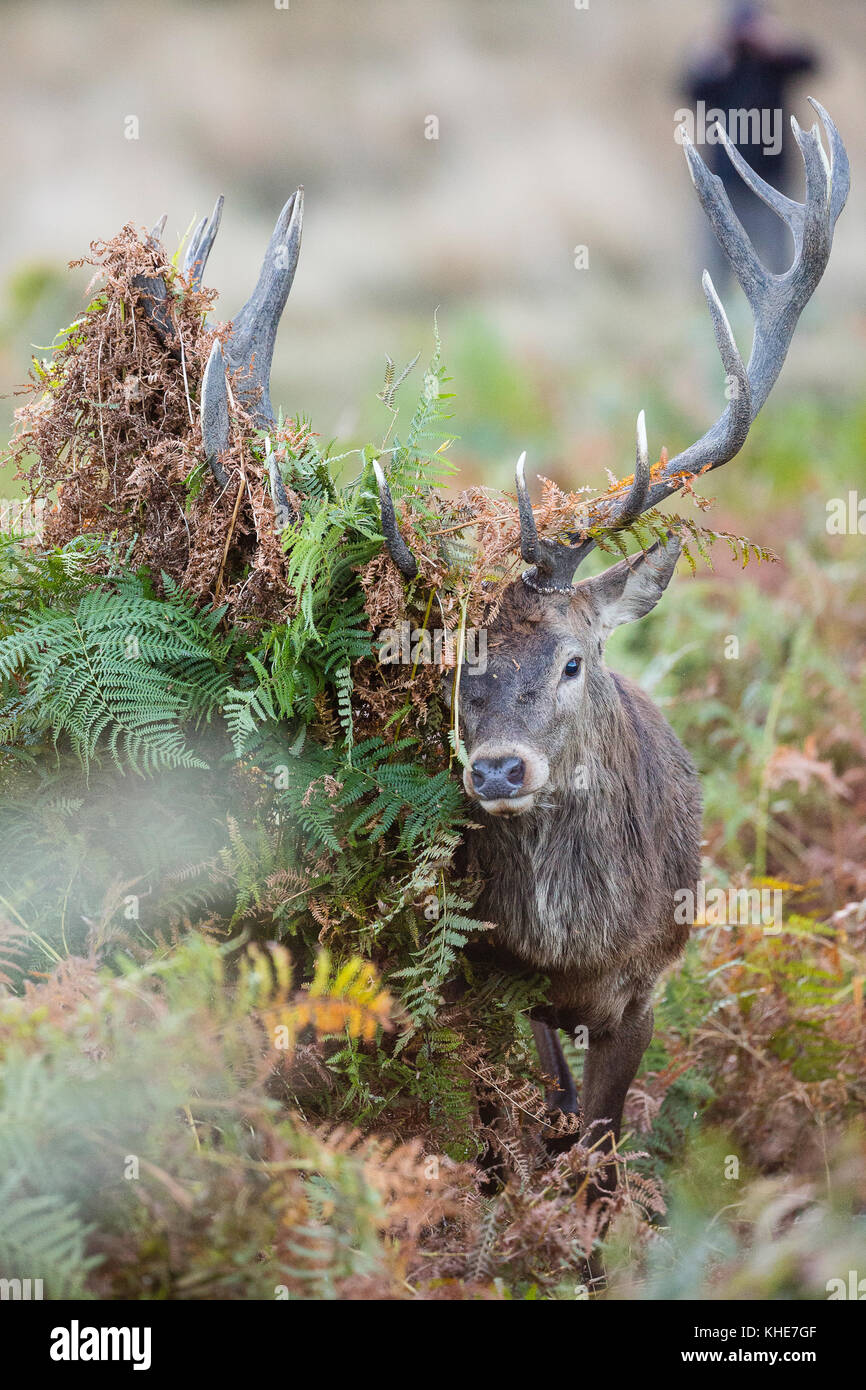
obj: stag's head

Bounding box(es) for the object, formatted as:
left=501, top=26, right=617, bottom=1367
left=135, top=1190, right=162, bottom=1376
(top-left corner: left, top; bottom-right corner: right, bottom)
left=440, top=533, right=680, bottom=815
left=374, top=99, right=848, bottom=815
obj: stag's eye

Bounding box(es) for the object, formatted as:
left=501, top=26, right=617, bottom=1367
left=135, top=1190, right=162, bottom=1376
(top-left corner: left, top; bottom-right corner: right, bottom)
left=562, top=656, right=581, bottom=680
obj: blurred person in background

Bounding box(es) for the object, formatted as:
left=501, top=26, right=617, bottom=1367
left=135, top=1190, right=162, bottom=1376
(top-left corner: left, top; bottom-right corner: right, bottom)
left=680, top=2, right=818, bottom=280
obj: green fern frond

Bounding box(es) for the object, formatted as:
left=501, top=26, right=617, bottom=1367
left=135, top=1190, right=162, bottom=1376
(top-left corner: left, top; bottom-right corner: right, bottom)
left=0, top=576, right=237, bottom=774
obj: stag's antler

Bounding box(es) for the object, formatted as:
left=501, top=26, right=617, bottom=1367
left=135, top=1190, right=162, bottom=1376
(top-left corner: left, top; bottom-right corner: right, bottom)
left=135, top=190, right=303, bottom=502
left=376, top=99, right=848, bottom=591
left=516, top=98, right=849, bottom=591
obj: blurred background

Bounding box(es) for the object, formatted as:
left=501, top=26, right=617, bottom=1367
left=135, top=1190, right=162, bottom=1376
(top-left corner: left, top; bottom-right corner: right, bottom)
left=0, top=0, right=862, bottom=490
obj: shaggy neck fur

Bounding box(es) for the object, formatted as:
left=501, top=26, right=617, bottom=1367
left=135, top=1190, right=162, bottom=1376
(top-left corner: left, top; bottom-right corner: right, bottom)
left=470, top=664, right=690, bottom=978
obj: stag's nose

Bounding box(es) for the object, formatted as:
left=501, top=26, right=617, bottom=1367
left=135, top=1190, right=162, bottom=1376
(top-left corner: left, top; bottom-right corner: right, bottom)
left=470, top=755, right=526, bottom=800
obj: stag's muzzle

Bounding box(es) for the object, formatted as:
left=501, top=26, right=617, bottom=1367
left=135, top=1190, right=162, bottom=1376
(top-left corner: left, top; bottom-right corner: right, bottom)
left=463, top=743, right=550, bottom=815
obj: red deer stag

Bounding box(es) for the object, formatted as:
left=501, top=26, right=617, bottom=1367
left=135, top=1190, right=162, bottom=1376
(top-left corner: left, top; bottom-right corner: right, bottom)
left=372, top=101, right=849, bottom=1183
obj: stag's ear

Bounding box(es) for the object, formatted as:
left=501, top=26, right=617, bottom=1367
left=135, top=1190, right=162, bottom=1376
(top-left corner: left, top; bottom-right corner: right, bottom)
left=579, top=534, right=681, bottom=636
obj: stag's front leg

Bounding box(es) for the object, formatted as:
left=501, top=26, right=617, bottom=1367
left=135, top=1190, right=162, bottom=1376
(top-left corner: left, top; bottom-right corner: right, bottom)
left=580, top=1000, right=654, bottom=1192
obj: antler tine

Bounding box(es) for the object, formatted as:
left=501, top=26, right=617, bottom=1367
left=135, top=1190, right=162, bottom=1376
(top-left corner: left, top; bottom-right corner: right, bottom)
left=681, top=129, right=769, bottom=314
left=200, top=339, right=230, bottom=487
left=516, top=451, right=541, bottom=566
left=372, top=460, right=418, bottom=579
left=712, top=126, right=802, bottom=242
left=226, top=187, right=304, bottom=428
left=184, top=195, right=224, bottom=288
left=133, top=214, right=175, bottom=348
left=516, top=451, right=591, bottom=590
left=266, top=445, right=293, bottom=530
left=613, top=409, right=651, bottom=527
left=519, top=100, right=847, bottom=590
left=809, top=98, right=850, bottom=228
